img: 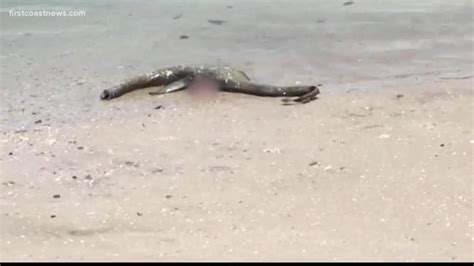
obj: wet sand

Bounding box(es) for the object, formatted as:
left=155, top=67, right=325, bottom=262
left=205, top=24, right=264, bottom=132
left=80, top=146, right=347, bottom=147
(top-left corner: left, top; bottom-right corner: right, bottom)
left=0, top=0, right=473, bottom=262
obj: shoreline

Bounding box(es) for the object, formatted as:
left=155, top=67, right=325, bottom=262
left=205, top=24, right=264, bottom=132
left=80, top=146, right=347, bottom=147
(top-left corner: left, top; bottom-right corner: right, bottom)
left=1, top=76, right=472, bottom=133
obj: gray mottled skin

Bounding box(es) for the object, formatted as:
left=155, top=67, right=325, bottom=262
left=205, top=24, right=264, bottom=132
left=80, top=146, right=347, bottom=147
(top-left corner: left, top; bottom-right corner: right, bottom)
left=100, top=65, right=320, bottom=104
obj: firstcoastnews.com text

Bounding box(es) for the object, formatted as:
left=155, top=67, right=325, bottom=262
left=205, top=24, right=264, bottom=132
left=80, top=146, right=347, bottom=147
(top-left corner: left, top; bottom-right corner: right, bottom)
left=8, top=9, right=86, bottom=17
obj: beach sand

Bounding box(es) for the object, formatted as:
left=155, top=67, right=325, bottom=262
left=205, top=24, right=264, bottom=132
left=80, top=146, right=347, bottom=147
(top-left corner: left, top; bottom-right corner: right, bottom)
left=0, top=0, right=473, bottom=262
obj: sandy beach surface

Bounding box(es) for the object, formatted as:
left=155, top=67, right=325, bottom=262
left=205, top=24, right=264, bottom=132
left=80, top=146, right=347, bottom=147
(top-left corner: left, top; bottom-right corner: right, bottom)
left=0, top=0, right=473, bottom=262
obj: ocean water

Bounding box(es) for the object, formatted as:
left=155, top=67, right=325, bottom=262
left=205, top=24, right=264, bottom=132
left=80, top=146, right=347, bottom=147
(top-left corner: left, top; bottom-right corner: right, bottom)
left=1, top=0, right=472, bottom=85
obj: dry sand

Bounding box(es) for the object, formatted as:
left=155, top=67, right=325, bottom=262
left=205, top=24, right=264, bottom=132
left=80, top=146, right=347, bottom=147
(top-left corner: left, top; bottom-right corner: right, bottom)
left=0, top=0, right=473, bottom=262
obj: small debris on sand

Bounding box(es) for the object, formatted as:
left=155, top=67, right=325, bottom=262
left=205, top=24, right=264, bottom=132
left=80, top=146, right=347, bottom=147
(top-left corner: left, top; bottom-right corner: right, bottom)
left=3, top=181, right=15, bottom=187
left=208, top=19, right=226, bottom=25
left=151, top=168, right=164, bottom=174
left=263, top=148, right=281, bottom=154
